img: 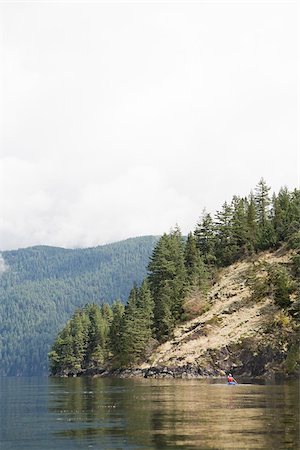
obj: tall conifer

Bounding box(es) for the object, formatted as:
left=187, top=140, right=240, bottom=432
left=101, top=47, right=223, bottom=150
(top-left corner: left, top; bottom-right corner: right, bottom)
left=255, top=178, right=276, bottom=249
left=185, top=232, right=209, bottom=291
left=148, top=228, right=187, bottom=340
left=194, top=212, right=216, bottom=265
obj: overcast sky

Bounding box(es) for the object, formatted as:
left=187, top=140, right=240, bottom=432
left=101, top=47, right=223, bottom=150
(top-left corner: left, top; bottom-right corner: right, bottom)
left=0, top=1, right=299, bottom=251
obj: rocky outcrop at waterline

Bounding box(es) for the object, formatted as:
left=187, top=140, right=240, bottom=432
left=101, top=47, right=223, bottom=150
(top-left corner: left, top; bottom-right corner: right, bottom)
left=57, top=342, right=294, bottom=380
left=59, top=364, right=206, bottom=379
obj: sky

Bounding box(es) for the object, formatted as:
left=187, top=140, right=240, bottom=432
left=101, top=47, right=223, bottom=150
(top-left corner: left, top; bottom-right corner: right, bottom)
left=0, top=0, right=299, bottom=251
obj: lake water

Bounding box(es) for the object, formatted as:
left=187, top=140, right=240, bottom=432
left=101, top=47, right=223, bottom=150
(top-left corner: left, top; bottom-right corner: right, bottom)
left=0, top=377, right=299, bottom=449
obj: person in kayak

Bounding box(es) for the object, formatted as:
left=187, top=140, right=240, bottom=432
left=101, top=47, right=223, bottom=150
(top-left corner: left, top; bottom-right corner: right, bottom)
left=227, top=373, right=237, bottom=384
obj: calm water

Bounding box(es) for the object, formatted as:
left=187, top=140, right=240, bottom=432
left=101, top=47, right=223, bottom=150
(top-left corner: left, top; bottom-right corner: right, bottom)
left=0, top=377, right=299, bottom=449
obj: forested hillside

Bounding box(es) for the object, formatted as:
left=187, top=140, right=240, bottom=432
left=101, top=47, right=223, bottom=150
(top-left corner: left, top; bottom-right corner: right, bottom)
left=49, top=180, right=300, bottom=378
left=0, top=236, right=159, bottom=376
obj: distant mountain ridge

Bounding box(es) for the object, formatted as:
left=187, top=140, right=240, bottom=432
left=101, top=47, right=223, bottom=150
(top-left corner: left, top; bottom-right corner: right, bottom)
left=0, top=236, right=159, bottom=376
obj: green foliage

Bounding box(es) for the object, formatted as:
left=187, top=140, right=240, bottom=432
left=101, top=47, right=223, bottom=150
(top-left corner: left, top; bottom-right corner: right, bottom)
left=246, top=262, right=297, bottom=310
left=288, top=231, right=300, bottom=250
left=118, top=281, right=154, bottom=366
left=0, top=236, right=159, bottom=376
left=275, top=188, right=300, bottom=244
left=109, top=301, right=125, bottom=360
left=49, top=280, right=155, bottom=372
left=245, top=193, right=259, bottom=253
left=49, top=303, right=112, bottom=375
left=268, top=265, right=295, bottom=309
left=254, top=179, right=277, bottom=251
left=291, top=253, right=300, bottom=277
left=195, top=183, right=299, bottom=266
left=245, top=264, right=271, bottom=301
left=194, top=212, right=216, bottom=265
left=184, top=233, right=210, bottom=293
left=284, top=342, right=300, bottom=374
left=148, top=228, right=187, bottom=340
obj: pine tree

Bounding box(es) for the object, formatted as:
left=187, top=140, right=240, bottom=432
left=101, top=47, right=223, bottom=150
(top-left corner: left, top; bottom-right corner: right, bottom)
left=285, top=188, right=300, bottom=243
left=49, top=322, right=77, bottom=375
left=119, top=286, right=139, bottom=366
left=289, top=189, right=300, bottom=233
left=194, top=212, right=216, bottom=265
left=118, top=282, right=154, bottom=366
left=101, top=303, right=113, bottom=325
left=272, top=188, right=290, bottom=243
left=230, top=196, right=248, bottom=259
left=245, top=192, right=258, bottom=252
left=214, top=201, right=234, bottom=266
left=268, top=265, right=294, bottom=308
left=148, top=228, right=187, bottom=340
left=109, top=301, right=125, bottom=361
left=133, top=280, right=154, bottom=361
left=153, top=280, right=175, bottom=339
left=255, top=178, right=276, bottom=250
left=137, top=279, right=154, bottom=336
left=184, top=232, right=209, bottom=291
left=86, top=304, right=109, bottom=367
left=70, top=309, right=90, bottom=371
left=255, top=178, right=271, bottom=227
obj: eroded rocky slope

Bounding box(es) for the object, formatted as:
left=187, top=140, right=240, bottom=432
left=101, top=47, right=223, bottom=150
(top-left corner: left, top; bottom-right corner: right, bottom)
left=138, top=248, right=299, bottom=379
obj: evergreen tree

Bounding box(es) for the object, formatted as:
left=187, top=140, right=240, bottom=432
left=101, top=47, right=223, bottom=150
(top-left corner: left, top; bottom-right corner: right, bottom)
left=148, top=233, right=170, bottom=297
left=214, top=201, right=234, bottom=266
left=272, top=188, right=290, bottom=243
left=194, top=212, right=216, bottom=265
left=49, top=322, right=78, bottom=375
left=245, top=192, right=259, bottom=253
left=118, top=281, right=154, bottom=366
left=287, top=188, right=300, bottom=240
left=230, top=196, right=248, bottom=259
left=255, top=178, right=271, bottom=227
left=86, top=305, right=103, bottom=365
left=119, top=285, right=139, bottom=365
left=255, top=178, right=276, bottom=249
left=70, top=309, right=90, bottom=371
left=137, top=279, right=154, bottom=336
left=184, top=233, right=209, bottom=291
left=148, top=228, right=187, bottom=340
left=108, top=301, right=125, bottom=361
left=268, top=265, right=294, bottom=309
left=101, top=303, right=114, bottom=325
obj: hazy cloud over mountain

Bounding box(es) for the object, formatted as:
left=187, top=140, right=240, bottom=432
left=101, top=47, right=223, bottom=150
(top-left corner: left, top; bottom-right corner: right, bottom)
left=0, top=1, right=298, bottom=250
left=0, top=254, right=9, bottom=274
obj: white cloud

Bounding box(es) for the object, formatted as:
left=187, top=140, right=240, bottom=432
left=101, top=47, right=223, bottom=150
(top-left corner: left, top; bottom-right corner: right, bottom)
left=0, top=254, right=9, bottom=274
left=0, top=2, right=298, bottom=250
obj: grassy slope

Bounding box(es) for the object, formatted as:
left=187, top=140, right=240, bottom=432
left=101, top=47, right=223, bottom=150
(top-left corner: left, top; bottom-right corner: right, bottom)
left=141, top=247, right=299, bottom=378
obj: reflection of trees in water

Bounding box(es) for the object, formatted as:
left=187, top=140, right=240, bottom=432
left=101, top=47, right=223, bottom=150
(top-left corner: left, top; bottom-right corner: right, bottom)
left=48, top=377, right=154, bottom=447
left=48, top=378, right=299, bottom=449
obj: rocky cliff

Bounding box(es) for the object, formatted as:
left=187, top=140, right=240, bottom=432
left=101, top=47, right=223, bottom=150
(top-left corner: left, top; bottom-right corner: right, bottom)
left=136, top=247, right=299, bottom=379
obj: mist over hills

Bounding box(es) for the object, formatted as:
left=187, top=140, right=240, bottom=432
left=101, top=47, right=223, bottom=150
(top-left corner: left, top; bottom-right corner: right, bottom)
left=0, top=236, right=159, bottom=376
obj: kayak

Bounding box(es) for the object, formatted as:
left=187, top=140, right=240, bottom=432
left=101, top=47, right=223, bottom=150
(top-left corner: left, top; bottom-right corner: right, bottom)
left=227, top=381, right=237, bottom=385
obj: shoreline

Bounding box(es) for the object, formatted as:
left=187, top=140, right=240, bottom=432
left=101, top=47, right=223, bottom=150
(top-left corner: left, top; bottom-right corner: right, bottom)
left=51, top=363, right=297, bottom=381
